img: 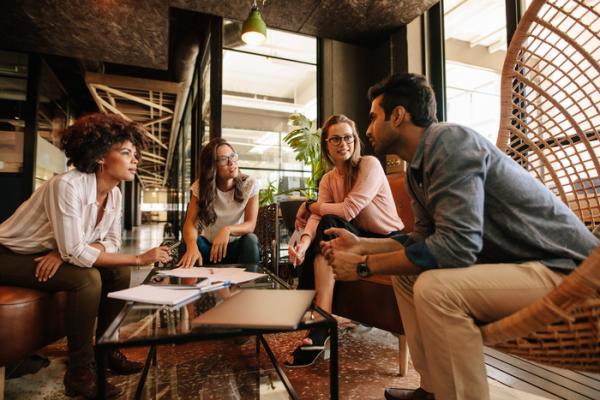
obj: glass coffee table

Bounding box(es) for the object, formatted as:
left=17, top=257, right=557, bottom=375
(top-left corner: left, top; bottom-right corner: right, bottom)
left=96, top=265, right=338, bottom=399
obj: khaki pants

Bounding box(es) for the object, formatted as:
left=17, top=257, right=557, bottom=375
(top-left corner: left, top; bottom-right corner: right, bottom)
left=392, top=261, right=564, bottom=400
left=0, top=246, right=130, bottom=369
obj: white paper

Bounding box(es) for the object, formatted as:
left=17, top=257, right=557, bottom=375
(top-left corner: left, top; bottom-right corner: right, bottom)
left=108, top=284, right=201, bottom=306
left=157, top=267, right=266, bottom=284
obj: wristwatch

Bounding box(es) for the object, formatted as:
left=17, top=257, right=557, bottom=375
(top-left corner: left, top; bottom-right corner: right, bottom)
left=305, top=199, right=316, bottom=213
left=356, top=256, right=371, bottom=278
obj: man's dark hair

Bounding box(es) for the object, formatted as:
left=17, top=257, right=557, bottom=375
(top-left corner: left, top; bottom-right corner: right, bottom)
left=368, top=73, right=438, bottom=128
left=60, top=113, right=147, bottom=173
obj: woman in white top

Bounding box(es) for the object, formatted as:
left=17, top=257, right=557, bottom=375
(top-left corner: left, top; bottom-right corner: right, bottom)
left=0, top=113, right=172, bottom=398
left=177, top=138, right=260, bottom=267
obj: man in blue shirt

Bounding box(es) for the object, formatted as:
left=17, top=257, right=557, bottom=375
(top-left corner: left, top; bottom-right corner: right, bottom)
left=322, top=73, right=598, bottom=400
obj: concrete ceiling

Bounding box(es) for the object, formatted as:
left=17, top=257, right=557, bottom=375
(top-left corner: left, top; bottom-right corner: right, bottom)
left=172, top=0, right=439, bottom=44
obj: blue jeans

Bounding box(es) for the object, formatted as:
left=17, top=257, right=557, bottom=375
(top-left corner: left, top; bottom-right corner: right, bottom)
left=181, top=233, right=260, bottom=265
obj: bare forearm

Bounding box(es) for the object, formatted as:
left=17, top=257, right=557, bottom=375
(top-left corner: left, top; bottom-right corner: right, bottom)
left=94, top=252, right=138, bottom=268
left=183, top=224, right=199, bottom=250
left=227, top=221, right=256, bottom=237
left=358, top=238, right=404, bottom=254
left=368, top=249, right=421, bottom=275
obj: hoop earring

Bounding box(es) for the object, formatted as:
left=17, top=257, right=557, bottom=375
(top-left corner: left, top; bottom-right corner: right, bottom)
left=98, top=163, right=104, bottom=173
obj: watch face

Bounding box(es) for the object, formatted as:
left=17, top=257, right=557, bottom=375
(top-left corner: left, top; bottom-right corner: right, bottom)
left=357, top=262, right=370, bottom=277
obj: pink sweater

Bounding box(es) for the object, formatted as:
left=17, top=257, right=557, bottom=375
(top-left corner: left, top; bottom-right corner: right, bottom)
left=304, top=156, right=404, bottom=239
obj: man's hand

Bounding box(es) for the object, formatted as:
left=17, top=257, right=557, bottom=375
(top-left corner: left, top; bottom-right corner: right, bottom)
left=320, top=227, right=362, bottom=257
left=327, top=250, right=365, bottom=281
left=177, top=246, right=202, bottom=268
left=34, top=250, right=64, bottom=282
left=210, top=227, right=231, bottom=263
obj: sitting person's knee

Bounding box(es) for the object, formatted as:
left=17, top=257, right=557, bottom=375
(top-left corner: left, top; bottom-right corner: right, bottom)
left=413, top=270, right=448, bottom=305
left=318, top=214, right=342, bottom=229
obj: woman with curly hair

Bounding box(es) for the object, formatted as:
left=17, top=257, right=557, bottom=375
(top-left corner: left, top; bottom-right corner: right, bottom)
left=177, top=138, right=260, bottom=267
left=285, top=114, right=404, bottom=367
left=0, top=113, right=172, bottom=399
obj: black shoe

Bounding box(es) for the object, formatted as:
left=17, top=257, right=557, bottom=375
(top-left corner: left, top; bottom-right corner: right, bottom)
left=64, top=366, right=120, bottom=399
left=284, top=327, right=330, bottom=368
left=384, top=387, right=435, bottom=400
left=107, top=350, right=143, bottom=375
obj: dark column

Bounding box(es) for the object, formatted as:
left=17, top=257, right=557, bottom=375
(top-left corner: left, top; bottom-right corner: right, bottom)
left=123, top=181, right=134, bottom=230
left=133, top=179, right=141, bottom=227
left=209, top=15, right=222, bottom=139
left=426, top=2, right=447, bottom=122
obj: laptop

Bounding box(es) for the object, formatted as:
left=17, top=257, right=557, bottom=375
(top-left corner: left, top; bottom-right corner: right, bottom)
left=193, top=289, right=316, bottom=330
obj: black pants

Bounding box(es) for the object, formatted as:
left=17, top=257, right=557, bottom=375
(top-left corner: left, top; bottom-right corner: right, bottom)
left=297, top=214, right=401, bottom=289
left=0, top=245, right=130, bottom=369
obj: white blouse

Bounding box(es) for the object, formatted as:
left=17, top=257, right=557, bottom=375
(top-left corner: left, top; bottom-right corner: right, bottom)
left=190, top=177, right=258, bottom=242
left=0, top=170, right=122, bottom=268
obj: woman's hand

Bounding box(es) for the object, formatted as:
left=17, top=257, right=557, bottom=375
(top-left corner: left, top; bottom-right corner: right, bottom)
left=320, top=227, right=362, bottom=258
left=140, top=246, right=172, bottom=265
left=177, top=246, right=202, bottom=268
left=210, top=227, right=231, bottom=263
left=288, top=236, right=311, bottom=267
left=34, top=250, right=63, bottom=282
left=295, top=202, right=310, bottom=230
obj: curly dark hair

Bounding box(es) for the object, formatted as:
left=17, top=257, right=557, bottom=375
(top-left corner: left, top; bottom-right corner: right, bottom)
left=368, top=73, right=437, bottom=128
left=197, top=138, right=248, bottom=227
left=59, top=113, right=147, bottom=173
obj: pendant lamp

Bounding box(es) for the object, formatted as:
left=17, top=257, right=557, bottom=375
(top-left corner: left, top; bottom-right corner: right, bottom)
left=241, top=0, right=267, bottom=45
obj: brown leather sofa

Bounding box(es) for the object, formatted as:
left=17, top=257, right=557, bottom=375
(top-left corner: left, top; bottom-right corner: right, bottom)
left=0, top=287, right=66, bottom=397
left=332, top=173, right=414, bottom=376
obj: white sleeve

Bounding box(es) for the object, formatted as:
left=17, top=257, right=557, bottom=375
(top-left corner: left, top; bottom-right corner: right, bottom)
left=45, top=178, right=100, bottom=268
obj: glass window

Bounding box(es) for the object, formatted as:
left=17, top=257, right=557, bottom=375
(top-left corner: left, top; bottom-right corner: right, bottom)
left=443, top=0, right=507, bottom=143
left=0, top=50, right=28, bottom=173
left=222, top=22, right=317, bottom=193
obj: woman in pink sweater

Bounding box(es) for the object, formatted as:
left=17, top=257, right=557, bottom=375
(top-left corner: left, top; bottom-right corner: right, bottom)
left=286, top=114, right=404, bottom=367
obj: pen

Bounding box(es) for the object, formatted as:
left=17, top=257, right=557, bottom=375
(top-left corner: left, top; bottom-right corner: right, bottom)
left=200, top=280, right=231, bottom=292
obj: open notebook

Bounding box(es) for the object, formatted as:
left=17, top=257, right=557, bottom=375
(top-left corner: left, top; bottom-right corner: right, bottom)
left=193, top=289, right=316, bottom=330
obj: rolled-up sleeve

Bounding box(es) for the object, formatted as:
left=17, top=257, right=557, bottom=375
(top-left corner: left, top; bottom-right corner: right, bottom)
left=45, top=178, right=101, bottom=268
left=422, top=132, right=489, bottom=267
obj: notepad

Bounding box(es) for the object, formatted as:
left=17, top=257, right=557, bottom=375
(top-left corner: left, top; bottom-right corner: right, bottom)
left=107, top=285, right=201, bottom=306
left=193, top=289, right=316, bottom=329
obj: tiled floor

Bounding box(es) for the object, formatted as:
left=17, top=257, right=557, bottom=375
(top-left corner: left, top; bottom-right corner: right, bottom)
left=5, top=224, right=598, bottom=399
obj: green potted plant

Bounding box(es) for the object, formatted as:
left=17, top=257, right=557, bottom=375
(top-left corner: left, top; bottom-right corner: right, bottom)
left=283, top=112, right=325, bottom=200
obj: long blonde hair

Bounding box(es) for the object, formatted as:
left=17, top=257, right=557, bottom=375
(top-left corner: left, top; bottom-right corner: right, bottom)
left=320, top=114, right=362, bottom=195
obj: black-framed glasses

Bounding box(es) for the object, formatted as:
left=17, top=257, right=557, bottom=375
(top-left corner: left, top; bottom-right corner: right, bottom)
left=215, top=152, right=239, bottom=166
left=326, top=135, right=355, bottom=146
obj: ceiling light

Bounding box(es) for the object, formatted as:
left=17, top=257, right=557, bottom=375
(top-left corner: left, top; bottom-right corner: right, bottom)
left=241, top=1, right=267, bottom=45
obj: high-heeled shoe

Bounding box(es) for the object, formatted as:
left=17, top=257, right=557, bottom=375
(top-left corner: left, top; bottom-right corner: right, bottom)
left=284, top=327, right=330, bottom=368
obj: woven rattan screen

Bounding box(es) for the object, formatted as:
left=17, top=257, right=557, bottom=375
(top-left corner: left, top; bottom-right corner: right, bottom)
left=496, top=0, right=600, bottom=229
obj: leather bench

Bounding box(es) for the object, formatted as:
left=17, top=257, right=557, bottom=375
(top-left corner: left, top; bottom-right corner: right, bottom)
left=0, top=287, right=66, bottom=398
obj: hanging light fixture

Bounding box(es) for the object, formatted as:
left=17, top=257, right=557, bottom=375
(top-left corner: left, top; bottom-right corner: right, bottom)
left=241, top=0, right=267, bottom=45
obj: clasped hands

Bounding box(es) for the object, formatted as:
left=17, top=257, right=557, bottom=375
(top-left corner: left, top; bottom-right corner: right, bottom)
left=320, top=227, right=366, bottom=281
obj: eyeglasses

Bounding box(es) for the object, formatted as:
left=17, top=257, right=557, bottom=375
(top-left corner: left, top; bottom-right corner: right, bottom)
left=215, top=152, right=239, bottom=166
left=326, top=135, right=355, bottom=146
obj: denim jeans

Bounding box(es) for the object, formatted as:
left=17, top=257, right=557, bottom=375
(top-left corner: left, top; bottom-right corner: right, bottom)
left=182, top=233, right=260, bottom=265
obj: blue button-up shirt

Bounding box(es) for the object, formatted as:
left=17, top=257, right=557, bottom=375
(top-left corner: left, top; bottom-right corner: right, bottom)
left=394, top=123, right=598, bottom=271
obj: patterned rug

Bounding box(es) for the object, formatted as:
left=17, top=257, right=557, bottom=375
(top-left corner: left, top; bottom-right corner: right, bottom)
left=5, top=323, right=420, bottom=399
